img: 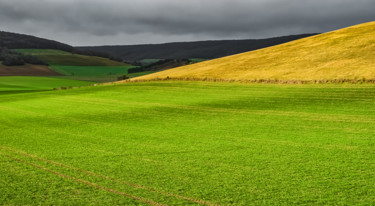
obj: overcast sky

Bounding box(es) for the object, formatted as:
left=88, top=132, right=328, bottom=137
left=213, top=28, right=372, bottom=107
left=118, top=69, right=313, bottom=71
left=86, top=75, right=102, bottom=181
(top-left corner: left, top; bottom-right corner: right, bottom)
left=1, top=0, right=374, bottom=46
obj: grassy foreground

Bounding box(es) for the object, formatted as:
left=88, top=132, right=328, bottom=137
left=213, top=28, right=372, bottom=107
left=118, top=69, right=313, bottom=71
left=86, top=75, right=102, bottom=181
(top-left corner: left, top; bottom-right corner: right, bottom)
left=132, top=21, right=375, bottom=82
left=0, top=81, right=374, bottom=205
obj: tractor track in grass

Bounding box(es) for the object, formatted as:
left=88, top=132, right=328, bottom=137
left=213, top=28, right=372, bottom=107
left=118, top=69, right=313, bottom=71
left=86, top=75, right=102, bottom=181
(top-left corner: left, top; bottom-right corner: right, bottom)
left=0, top=145, right=219, bottom=206
left=0, top=153, right=164, bottom=206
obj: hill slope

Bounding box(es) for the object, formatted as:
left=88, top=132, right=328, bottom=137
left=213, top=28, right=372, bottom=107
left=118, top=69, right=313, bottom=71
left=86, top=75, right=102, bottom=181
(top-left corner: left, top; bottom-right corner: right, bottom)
left=78, top=34, right=317, bottom=61
left=130, top=22, right=375, bottom=82
left=0, top=31, right=74, bottom=52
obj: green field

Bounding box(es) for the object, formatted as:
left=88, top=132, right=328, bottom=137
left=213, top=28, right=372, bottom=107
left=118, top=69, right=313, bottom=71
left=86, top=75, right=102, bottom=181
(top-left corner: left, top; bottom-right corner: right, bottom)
left=190, top=58, right=208, bottom=63
left=12, top=49, right=142, bottom=83
left=140, top=59, right=161, bottom=65
left=1, top=81, right=374, bottom=205
left=0, top=76, right=93, bottom=94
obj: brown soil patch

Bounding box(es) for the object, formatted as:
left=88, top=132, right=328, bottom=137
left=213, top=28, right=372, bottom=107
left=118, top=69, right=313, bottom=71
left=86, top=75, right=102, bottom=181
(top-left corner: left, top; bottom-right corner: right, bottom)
left=0, top=64, right=61, bottom=76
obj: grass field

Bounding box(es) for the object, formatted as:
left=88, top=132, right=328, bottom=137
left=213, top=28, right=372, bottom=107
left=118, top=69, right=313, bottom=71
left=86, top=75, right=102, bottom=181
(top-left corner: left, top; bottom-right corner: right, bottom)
left=1, top=81, right=374, bottom=205
left=133, top=21, right=375, bottom=82
left=0, top=76, right=93, bottom=94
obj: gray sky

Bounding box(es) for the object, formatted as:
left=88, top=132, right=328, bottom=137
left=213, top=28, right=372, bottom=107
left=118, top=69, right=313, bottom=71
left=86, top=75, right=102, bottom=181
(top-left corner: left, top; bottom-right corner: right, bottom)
left=1, top=0, right=374, bottom=46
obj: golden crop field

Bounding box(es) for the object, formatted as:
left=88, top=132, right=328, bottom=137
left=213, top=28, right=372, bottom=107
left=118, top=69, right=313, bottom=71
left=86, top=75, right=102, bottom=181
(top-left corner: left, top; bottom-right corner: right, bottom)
left=130, top=21, right=375, bottom=82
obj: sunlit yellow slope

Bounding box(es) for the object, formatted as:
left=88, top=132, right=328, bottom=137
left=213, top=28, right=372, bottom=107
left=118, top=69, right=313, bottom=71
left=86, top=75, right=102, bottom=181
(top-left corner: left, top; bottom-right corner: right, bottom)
left=129, top=21, right=375, bottom=82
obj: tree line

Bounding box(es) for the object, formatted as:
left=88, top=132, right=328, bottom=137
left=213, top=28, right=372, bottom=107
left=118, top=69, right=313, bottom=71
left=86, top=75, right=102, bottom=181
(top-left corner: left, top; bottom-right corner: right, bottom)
left=0, top=47, right=47, bottom=66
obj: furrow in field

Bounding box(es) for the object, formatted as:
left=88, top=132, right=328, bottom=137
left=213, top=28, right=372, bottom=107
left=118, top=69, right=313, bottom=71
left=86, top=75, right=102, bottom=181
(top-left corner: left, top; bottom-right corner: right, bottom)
left=0, top=152, right=165, bottom=206
left=0, top=146, right=219, bottom=206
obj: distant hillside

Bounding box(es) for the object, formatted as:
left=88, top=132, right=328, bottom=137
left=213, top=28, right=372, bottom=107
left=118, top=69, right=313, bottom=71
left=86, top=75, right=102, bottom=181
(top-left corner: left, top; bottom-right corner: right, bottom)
left=0, top=31, right=122, bottom=61
left=78, top=34, right=317, bottom=61
left=9, top=49, right=135, bottom=82
left=0, top=31, right=74, bottom=52
left=129, top=21, right=375, bottom=83
left=0, top=49, right=130, bottom=78
left=0, top=31, right=130, bottom=81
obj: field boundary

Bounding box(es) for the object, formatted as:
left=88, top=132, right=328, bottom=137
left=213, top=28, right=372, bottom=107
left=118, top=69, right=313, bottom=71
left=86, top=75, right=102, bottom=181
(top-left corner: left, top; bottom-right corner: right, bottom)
left=124, top=77, right=375, bottom=84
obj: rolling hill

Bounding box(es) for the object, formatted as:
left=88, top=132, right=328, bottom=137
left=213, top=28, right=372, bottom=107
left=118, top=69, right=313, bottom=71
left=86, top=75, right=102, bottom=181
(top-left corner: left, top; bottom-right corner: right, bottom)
left=78, top=34, right=317, bottom=61
left=0, top=31, right=74, bottom=52
left=130, top=21, right=375, bottom=83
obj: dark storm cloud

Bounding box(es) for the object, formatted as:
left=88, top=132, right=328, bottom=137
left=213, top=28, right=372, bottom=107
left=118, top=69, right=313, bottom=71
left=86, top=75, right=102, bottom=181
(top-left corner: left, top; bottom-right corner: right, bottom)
left=0, top=0, right=374, bottom=45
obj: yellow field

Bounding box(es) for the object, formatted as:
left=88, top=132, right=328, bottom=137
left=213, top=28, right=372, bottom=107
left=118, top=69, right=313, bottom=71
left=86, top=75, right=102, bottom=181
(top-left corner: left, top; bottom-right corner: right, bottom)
left=129, top=21, right=375, bottom=82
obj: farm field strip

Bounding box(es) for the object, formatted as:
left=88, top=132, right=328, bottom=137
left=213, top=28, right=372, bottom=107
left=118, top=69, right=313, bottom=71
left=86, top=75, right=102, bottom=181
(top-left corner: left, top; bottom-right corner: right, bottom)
left=2, top=97, right=375, bottom=148
left=1, top=106, right=370, bottom=160
left=5, top=94, right=375, bottom=137
left=1, top=81, right=375, bottom=205
left=0, top=76, right=93, bottom=92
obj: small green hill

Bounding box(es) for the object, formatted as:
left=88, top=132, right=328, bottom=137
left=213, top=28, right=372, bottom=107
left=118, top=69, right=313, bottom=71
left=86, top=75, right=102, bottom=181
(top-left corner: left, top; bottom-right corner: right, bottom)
left=14, top=49, right=127, bottom=66
left=131, top=21, right=375, bottom=83
left=0, top=31, right=74, bottom=52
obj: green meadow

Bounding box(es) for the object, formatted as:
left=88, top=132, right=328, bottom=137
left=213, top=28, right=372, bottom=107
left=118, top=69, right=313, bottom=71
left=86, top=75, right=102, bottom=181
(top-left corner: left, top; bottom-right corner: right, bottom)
left=1, top=81, right=374, bottom=205
left=0, top=76, right=93, bottom=94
